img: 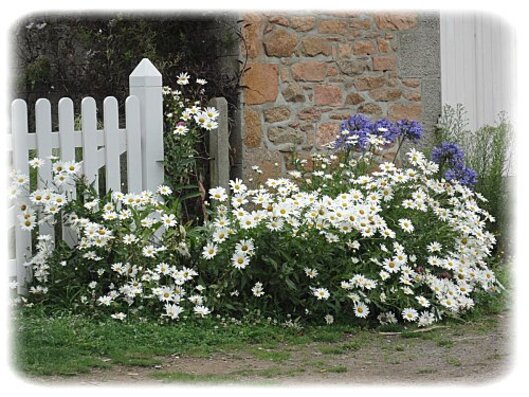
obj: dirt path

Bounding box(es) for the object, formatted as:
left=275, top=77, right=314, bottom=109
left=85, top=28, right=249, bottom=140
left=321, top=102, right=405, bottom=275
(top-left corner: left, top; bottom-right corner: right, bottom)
left=31, top=314, right=511, bottom=385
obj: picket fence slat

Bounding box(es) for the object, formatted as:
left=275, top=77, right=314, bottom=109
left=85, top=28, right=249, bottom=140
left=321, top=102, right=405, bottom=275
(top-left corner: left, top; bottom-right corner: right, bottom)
left=125, top=96, right=143, bottom=193
left=35, top=98, right=56, bottom=239
left=58, top=98, right=76, bottom=163
left=58, top=98, right=77, bottom=246
left=81, top=97, right=99, bottom=193
left=103, top=97, right=121, bottom=192
left=12, top=99, right=32, bottom=293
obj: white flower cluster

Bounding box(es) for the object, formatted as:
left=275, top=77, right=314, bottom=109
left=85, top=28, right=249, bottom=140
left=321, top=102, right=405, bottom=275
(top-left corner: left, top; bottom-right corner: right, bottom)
left=10, top=159, right=79, bottom=232
left=66, top=190, right=210, bottom=321
left=11, top=159, right=211, bottom=322
left=163, top=78, right=219, bottom=133
left=204, top=148, right=497, bottom=325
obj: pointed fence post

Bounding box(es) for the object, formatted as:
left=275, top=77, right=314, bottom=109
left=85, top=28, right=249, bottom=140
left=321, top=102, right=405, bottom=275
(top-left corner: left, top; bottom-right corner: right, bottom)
left=129, top=58, right=164, bottom=191
left=208, top=97, right=230, bottom=191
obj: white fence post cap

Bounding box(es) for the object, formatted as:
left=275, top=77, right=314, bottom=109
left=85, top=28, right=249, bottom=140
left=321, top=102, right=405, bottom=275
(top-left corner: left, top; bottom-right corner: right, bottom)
left=130, top=58, right=162, bottom=87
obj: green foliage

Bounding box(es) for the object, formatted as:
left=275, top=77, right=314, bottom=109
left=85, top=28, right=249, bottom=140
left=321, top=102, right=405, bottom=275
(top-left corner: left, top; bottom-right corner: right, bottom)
left=16, top=15, right=241, bottom=109
left=24, top=55, right=51, bottom=90
left=435, top=104, right=512, bottom=249
left=161, top=85, right=215, bottom=222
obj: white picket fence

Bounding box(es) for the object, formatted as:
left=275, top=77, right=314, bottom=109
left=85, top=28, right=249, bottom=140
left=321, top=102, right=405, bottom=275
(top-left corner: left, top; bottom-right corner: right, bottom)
left=7, top=58, right=165, bottom=292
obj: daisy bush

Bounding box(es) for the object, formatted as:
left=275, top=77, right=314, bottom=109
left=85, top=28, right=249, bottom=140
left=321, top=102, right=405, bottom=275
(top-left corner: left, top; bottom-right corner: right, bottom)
left=199, top=114, right=500, bottom=326
left=10, top=158, right=211, bottom=322
left=11, top=113, right=501, bottom=328
left=162, top=73, right=219, bottom=219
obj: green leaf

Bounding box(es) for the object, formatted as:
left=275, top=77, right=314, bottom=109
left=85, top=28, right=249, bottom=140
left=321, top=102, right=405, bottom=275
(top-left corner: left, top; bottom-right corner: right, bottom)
left=284, top=277, right=297, bottom=291
left=181, top=191, right=202, bottom=200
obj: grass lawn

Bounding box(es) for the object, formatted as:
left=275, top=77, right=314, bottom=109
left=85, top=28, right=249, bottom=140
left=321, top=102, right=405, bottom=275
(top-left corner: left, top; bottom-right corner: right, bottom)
left=12, top=300, right=510, bottom=383
left=13, top=309, right=365, bottom=376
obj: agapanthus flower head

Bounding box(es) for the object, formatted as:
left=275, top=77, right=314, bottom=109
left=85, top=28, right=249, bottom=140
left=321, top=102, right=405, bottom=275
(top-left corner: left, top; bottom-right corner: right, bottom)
left=431, top=141, right=477, bottom=187
left=372, top=118, right=399, bottom=143
left=333, top=114, right=373, bottom=150
left=346, top=113, right=372, bottom=131
left=396, top=119, right=424, bottom=142
left=431, top=142, right=465, bottom=167
left=332, top=114, right=424, bottom=151
left=445, top=165, right=478, bottom=187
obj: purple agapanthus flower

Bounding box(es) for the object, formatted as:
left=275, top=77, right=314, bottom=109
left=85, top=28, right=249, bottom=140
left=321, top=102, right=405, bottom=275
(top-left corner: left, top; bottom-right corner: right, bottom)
left=332, top=113, right=424, bottom=151
left=333, top=114, right=373, bottom=150
left=372, top=118, right=399, bottom=143
left=396, top=119, right=424, bottom=142
left=431, top=142, right=465, bottom=166
left=431, top=141, right=478, bottom=187
left=445, top=166, right=478, bottom=187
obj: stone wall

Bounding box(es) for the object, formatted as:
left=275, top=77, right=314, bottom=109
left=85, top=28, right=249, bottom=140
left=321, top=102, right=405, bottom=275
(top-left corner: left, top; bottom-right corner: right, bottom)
left=239, top=12, right=441, bottom=181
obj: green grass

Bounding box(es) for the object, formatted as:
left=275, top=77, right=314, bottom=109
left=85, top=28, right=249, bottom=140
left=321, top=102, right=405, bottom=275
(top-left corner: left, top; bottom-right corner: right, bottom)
left=232, top=366, right=305, bottom=379
left=306, top=327, right=346, bottom=343
left=435, top=339, right=454, bottom=348
left=12, top=308, right=354, bottom=377
left=305, top=359, right=327, bottom=369
left=13, top=297, right=508, bottom=378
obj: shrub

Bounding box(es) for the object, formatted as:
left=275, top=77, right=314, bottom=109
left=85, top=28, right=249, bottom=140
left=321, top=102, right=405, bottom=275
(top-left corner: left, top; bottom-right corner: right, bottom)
left=11, top=114, right=500, bottom=327
left=198, top=115, right=499, bottom=325
left=10, top=161, right=207, bottom=322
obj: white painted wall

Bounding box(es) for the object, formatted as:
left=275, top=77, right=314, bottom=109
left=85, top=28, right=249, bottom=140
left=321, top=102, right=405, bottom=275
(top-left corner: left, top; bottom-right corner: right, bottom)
left=440, top=13, right=516, bottom=131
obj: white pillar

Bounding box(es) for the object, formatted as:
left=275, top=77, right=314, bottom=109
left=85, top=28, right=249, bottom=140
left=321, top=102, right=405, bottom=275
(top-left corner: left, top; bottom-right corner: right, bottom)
left=129, top=58, right=164, bottom=191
